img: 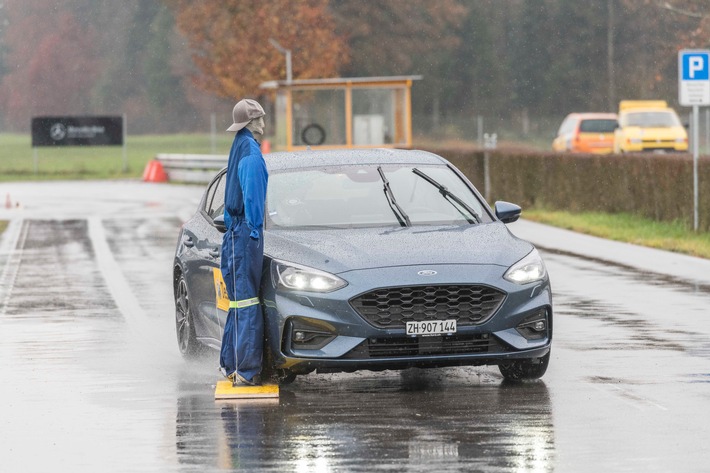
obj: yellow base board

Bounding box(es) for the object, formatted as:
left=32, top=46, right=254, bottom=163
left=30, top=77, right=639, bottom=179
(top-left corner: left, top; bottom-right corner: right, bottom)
left=214, top=380, right=279, bottom=400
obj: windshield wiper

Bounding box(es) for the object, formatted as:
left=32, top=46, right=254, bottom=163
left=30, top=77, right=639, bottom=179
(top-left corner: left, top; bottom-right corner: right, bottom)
left=377, top=166, right=410, bottom=227
left=412, top=168, right=481, bottom=224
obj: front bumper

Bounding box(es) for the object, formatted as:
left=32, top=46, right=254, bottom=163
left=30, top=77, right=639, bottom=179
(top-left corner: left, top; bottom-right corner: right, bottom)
left=262, top=264, right=553, bottom=375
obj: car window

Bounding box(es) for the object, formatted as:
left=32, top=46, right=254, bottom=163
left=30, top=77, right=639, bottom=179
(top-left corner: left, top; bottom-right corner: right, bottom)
left=205, top=173, right=226, bottom=219
left=579, top=119, right=617, bottom=133
left=266, top=164, right=490, bottom=228
left=623, top=111, right=680, bottom=128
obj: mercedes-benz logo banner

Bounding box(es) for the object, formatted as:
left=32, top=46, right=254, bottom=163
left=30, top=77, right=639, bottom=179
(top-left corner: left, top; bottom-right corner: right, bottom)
left=31, top=116, right=123, bottom=147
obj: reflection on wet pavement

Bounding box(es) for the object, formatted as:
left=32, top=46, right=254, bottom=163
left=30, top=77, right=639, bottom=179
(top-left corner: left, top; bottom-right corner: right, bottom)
left=1, top=182, right=710, bottom=472
left=175, top=370, right=555, bottom=472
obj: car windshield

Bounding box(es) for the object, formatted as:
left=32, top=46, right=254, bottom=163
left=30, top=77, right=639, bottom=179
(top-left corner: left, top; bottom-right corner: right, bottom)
left=579, top=119, right=617, bottom=133
left=266, top=164, right=489, bottom=228
left=624, top=111, right=681, bottom=128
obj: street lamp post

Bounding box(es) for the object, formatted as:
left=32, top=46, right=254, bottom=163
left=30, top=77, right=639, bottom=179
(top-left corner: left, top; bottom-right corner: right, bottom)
left=269, top=38, right=292, bottom=83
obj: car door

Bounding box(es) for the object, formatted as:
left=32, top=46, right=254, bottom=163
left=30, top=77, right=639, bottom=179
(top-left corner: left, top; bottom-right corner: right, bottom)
left=201, top=172, right=228, bottom=342
left=185, top=171, right=227, bottom=345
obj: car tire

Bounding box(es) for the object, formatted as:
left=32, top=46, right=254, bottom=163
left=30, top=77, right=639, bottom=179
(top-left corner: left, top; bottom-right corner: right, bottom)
left=175, top=274, right=204, bottom=359
left=266, top=368, right=297, bottom=385
left=498, top=350, right=550, bottom=381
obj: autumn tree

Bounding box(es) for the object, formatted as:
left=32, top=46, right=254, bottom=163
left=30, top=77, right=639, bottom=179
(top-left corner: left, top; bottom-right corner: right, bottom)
left=0, top=1, right=99, bottom=129
left=330, top=0, right=466, bottom=128
left=165, top=0, right=348, bottom=99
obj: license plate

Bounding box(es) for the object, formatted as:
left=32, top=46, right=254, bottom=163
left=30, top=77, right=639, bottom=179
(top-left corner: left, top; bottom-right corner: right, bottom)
left=406, top=319, right=456, bottom=337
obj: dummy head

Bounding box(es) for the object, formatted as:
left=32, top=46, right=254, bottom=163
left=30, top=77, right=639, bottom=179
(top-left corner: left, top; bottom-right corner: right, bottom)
left=246, top=116, right=265, bottom=136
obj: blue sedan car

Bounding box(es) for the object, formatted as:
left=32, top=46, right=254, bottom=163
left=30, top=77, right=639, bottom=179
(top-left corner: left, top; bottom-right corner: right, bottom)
left=173, top=149, right=552, bottom=383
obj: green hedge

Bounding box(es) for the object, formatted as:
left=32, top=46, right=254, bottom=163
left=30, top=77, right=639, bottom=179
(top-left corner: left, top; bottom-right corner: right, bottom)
left=425, top=147, right=710, bottom=232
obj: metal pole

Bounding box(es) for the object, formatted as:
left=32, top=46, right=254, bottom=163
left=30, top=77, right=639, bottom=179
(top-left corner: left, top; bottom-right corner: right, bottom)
left=33, top=147, right=38, bottom=175
left=607, top=0, right=615, bottom=111
left=122, top=114, right=127, bottom=173
left=286, top=49, right=292, bottom=84
left=269, top=38, right=292, bottom=84
left=477, top=116, right=483, bottom=148
left=484, top=151, right=490, bottom=202
left=210, top=113, right=216, bottom=154
left=693, top=105, right=699, bottom=231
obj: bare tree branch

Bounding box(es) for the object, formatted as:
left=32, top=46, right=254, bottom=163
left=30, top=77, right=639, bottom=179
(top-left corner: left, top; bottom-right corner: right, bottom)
left=657, top=1, right=708, bottom=19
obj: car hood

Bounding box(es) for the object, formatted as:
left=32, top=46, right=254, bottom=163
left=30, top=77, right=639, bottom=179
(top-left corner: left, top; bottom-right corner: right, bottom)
left=264, top=222, right=533, bottom=274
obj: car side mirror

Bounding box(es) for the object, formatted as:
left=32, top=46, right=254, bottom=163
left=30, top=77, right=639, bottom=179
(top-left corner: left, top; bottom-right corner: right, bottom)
left=213, top=214, right=227, bottom=233
left=494, top=201, right=521, bottom=224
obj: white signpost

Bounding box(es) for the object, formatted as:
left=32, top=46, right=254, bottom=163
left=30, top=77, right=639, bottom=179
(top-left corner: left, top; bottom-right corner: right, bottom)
left=678, top=50, right=710, bottom=231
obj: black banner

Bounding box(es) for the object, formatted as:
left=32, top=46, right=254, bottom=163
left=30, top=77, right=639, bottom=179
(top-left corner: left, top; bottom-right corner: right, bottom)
left=31, top=116, right=123, bottom=147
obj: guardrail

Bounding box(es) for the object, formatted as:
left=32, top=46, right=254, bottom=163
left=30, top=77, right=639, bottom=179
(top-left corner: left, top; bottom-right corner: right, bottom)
left=154, top=153, right=227, bottom=183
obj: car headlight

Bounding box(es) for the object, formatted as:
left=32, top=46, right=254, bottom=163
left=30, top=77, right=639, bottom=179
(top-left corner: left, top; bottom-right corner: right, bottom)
left=504, top=249, right=547, bottom=285
left=271, top=259, right=347, bottom=293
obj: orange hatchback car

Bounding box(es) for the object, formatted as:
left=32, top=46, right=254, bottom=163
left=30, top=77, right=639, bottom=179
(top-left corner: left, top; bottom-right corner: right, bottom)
left=552, top=113, right=618, bottom=154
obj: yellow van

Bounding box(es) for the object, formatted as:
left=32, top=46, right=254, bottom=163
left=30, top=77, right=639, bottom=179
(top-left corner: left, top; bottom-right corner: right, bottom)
left=613, top=100, right=688, bottom=153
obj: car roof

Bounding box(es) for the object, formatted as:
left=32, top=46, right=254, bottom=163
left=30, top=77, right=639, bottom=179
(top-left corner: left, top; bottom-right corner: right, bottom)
left=621, top=108, right=674, bottom=114
left=572, top=112, right=618, bottom=119
left=264, top=148, right=449, bottom=171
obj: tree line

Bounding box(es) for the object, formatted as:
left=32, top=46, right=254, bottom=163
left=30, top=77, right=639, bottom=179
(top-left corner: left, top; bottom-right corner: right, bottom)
left=0, top=0, right=708, bottom=138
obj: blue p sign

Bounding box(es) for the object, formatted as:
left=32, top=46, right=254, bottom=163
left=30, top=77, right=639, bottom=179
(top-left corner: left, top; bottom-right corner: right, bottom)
left=682, top=52, right=709, bottom=80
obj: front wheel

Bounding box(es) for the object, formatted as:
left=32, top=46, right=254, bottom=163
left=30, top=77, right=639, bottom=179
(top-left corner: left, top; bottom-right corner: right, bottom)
left=175, top=274, right=204, bottom=359
left=498, top=350, right=550, bottom=381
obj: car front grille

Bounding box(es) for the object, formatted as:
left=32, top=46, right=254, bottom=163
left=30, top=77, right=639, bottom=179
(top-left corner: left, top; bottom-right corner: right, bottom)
left=343, top=333, right=508, bottom=358
left=349, top=285, right=506, bottom=329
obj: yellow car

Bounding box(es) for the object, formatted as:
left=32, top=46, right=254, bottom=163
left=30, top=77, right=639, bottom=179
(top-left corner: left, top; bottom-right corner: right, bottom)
left=613, top=100, right=688, bottom=153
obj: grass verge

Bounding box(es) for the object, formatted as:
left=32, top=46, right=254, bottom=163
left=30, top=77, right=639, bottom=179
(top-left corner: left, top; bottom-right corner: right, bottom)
left=0, top=133, right=233, bottom=181
left=524, top=208, right=710, bottom=260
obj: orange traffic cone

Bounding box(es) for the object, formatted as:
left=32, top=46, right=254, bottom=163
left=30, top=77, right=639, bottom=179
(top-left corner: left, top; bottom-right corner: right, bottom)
left=143, top=160, right=168, bottom=182
left=261, top=139, right=271, bottom=154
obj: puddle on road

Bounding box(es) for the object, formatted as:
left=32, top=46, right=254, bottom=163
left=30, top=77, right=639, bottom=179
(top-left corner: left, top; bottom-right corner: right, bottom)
left=2, top=219, right=118, bottom=318
left=538, top=245, right=710, bottom=297
left=554, top=293, right=694, bottom=353
left=174, top=370, right=556, bottom=472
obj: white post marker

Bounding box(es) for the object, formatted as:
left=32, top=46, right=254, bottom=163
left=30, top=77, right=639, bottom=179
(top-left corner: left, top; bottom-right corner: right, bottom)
left=679, top=50, right=710, bottom=231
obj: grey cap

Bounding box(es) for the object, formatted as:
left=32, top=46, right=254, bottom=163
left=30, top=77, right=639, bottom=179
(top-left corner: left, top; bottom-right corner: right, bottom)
left=227, top=99, right=265, bottom=132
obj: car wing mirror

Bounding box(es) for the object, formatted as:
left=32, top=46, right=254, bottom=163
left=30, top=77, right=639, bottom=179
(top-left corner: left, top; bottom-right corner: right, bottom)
left=494, top=201, right=521, bottom=224
left=213, top=214, right=227, bottom=233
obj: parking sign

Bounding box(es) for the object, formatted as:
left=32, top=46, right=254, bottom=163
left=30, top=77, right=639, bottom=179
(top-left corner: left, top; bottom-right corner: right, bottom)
left=679, top=50, right=710, bottom=106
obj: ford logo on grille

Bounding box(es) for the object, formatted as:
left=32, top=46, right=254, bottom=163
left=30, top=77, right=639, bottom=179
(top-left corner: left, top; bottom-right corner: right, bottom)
left=417, top=270, right=437, bottom=276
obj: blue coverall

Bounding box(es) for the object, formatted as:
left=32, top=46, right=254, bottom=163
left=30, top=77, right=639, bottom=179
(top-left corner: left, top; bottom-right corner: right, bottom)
left=219, top=128, right=268, bottom=382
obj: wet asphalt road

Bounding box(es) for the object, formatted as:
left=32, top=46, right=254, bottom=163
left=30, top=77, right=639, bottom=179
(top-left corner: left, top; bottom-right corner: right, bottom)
left=1, top=181, right=709, bottom=472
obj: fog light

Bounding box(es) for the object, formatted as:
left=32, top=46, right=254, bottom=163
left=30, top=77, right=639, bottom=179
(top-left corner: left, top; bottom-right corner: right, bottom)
left=288, top=317, right=337, bottom=350
left=516, top=309, right=549, bottom=341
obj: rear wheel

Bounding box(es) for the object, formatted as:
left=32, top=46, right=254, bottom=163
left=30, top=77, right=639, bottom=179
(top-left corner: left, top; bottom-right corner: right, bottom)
left=498, top=350, right=550, bottom=381
left=175, top=275, right=203, bottom=358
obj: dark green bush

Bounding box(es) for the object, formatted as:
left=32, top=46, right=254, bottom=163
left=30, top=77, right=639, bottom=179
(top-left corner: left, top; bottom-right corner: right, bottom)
left=425, top=147, right=710, bottom=232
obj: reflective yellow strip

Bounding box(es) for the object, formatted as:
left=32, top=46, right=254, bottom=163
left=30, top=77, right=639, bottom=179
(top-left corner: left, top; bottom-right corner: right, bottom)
left=229, top=297, right=260, bottom=309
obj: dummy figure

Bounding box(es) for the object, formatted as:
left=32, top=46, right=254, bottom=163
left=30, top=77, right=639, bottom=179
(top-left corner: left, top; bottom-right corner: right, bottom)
left=219, top=98, right=268, bottom=386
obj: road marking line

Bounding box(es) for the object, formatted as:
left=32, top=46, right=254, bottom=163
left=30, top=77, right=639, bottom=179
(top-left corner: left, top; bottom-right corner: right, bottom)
left=0, top=219, right=28, bottom=317
left=88, top=217, right=147, bottom=331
